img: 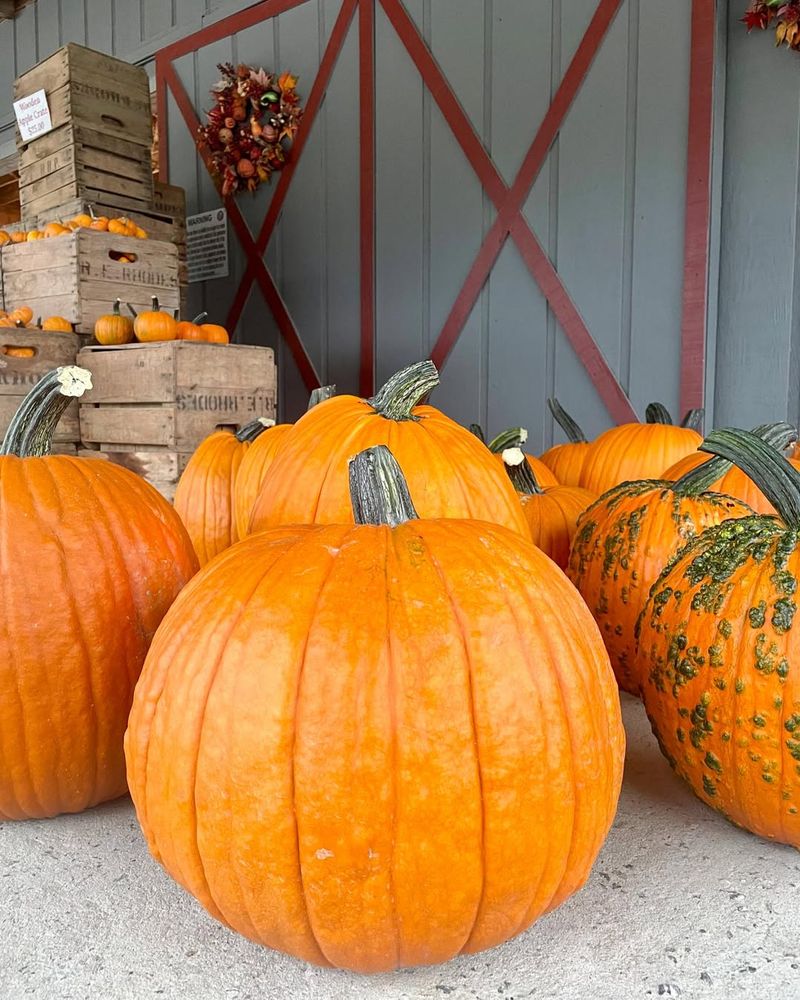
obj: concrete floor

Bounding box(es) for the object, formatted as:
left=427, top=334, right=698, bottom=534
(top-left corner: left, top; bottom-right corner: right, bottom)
left=1, top=696, right=799, bottom=1000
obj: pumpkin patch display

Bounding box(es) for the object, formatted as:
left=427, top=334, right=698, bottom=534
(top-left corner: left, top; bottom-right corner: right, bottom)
left=129, top=296, right=178, bottom=342
left=503, top=446, right=595, bottom=568
left=250, top=362, right=530, bottom=536
left=538, top=398, right=592, bottom=486
left=638, top=428, right=800, bottom=848
left=94, top=299, right=135, bottom=345
left=174, top=418, right=273, bottom=566
left=579, top=403, right=703, bottom=496
left=0, top=367, right=197, bottom=820
left=568, top=454, right=754, bottom=694
left=234, top=385, right=336, bottom=539
left=126, top=444, right=624, bottom=972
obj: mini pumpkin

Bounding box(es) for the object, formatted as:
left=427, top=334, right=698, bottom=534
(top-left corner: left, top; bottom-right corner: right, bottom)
left=41, top=316, right=73, bottom=333
left=126, top=444, right=624, bottom=972
left=250, top=362, right=530, bottom=536
left=638, top=428, right=800, bottom=848
left=94, top=299, right=134, bottom=346
left=0, top=367, right=197, bottom=820
left=175, top=419, right=272, bottom=566
left=503, top=447, right=595, bottom=568
left=579, top=403, right=703, bottom=495
left=130, top=297, right=177, bottom=343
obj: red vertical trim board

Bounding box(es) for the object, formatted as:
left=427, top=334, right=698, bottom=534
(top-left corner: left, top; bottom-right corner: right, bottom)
left=680, top=0, right=716, bottom=414
left=358, top=0, right=376, bottom=396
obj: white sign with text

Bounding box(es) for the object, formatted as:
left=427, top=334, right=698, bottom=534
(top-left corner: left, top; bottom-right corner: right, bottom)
left=13, top=90, right=54, bottom=142
left=186, top=208, right=230, bottom=283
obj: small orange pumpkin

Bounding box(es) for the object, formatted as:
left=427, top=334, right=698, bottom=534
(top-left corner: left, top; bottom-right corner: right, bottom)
left=41, top=316, right=73, bottom=333
left=94, top=299, right=135, bottom=346
left=70, top=212, right=93, bottom=229
left=0, top=231, right=11, bottom=247
left=43, top=222, right=70, bottom=238
left=89, top=216, right=110, bottom=232
left=130, top=297, right=177, bottom=343
left=3, top=346, right=35, bottom=358
left=26, top=230, right=44, bottom=241
left=9, top=231, right=27, bottom=244
left=200, top=322, right=229, bottom=344
left=133, top=225, right=148, bottom=239
left=9, top=307, right=33, bottom=326
left=175, top=312, right=206, bottom=341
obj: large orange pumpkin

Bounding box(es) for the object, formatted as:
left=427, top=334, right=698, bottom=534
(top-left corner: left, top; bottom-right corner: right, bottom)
left=0, top=367, right=197, bottom=820
left=638, top=428, right=800, bottom=848
left=579, top=403, right=703, bottom=495
left=250, top=362, right=530, bottom=536
left=503, top=446, right=595, bottom=569
left=126, top=444, right=624, bottom=972
left=538, top=399, right=592, bottom=486
left=174, top=418, right=272, bottom=566
left=568, top=455, right=752, bottom=695
left=234, top=385, right=336, bottom=539
left=661, top=422, right=799, bottom=515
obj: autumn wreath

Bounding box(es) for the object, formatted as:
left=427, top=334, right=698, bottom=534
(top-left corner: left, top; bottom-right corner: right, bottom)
left=743, top=2, right=800, bottom=50
left=198, top=63, right=304, bottom=196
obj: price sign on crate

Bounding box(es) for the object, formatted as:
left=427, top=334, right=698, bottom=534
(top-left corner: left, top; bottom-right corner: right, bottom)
left=13, top=89, right=54, bottom=142
left=186, top=208, right=229, bottom=283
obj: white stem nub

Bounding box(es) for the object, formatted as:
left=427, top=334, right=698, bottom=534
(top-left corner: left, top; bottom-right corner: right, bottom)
left=502, top=446, right=525, bottom=467
left=56, top=366, right=93, bottom=398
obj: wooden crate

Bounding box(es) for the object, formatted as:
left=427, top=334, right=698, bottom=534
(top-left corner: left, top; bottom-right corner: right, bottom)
left=14, top=44, right=152, bottom=149
left=1, top=230, right=179, bottom=333
left=77, top=341, right=277, bottom=453
left=0, top=330, right=81, bottom=444
left=18, top=124, right=154, bottom=219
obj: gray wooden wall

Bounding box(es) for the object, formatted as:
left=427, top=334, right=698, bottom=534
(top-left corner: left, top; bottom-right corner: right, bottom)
left=0, top=0, right=794, bottom=442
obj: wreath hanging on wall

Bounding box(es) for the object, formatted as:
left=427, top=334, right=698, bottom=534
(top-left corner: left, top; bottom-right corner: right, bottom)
left=743, top=2, right=800, bottom=50
left=198, top=63, right=304, bottom=197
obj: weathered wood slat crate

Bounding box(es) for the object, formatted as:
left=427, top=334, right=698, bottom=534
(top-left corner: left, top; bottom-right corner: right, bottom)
left=1, top=231, right=179, bottom=333
left=77, top=342, right=277, bottom=499
left=0, top=330, right=81, bottom=446
left=14, top=44, right=153, bottom=218
left=31, top=182, right=189, bottom=316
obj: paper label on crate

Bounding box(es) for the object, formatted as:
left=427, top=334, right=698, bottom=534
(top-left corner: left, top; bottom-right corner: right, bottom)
left=13, top=89, right=54, bottom=142
left=186, top=208, right=229, bottom=283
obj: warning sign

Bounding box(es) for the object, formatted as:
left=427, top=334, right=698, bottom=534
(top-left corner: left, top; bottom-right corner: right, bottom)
left=186, top=208, right=229, bottom=283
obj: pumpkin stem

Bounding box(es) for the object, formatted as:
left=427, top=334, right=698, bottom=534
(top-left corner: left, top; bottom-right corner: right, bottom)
left=680, top=408, right=705, bottom=431
left=111, top=298, right=122, bottom=316
left=645, top=403, right=674, bottom=425
left=502, top=447, right=543, bottom=495
left=699, top=428, right=800, bottom=527
left=469, top=423, right=486, bottom=443
left=126, top=302, right=138, bottom=318
left=674, top=421, right=797, bottom=496
left=0, top=366, right=93, bottom=457
left=307, top=385, right=336, bottom=410
left=488, top=427, right=528, bottom=454
left=547, top=398, right=587, bottom=443
left=349, top=445, right=419, bottom=526
left=235, top=418, right=271, bottom=443
left=368, top=361, right=439, bottom=421
left=191, top=312, right=209, bottom=324
left=151, top=295, right=160, bottom=312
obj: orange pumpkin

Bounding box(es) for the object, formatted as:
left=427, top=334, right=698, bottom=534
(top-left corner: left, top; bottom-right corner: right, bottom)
left=0, top=367, right=198, bottom=820
left=9, top=307, right=34, bottom=326
left=26, top=230, right=44, bottom=241
left=200, top=322, right=229, bottom=344
left=3, top=346, right=35, bottom=358
left=70, top=212, right=93, bottom=229
left=175, top=312, right=207, bottom=341
left=503, top=446, right=595, bottom=569
left=661, top=422, right=800, bottom=515
left=250, top=362, right=531, bottom=536
left=89, top=216, right=110, bottom=232
left=0, top=231, right=11, bottom=247
left=174, top=419, right=272, bottom=566
left=234, top=386, right=336, bottom=539
left=94, top=299, right=134, bottom=346
left=41, top=316, right=73, bottom=333
left=638, top=428, right=800, bottom=848
left=568, top=455, right=752, bottom=695
left=126, top=443, right=624, bottom=972
left=130, top=296, right=177, bottom=342
left=43, top=222, right=70, bottom=238
left=579, top=403, right=703, bottom=495
left=538, top=398, right=592, bottom=486
left=9, top=231, right=27, bottom=244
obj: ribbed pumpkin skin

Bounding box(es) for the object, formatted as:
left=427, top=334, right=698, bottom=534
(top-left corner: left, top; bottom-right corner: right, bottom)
left=638, top=517, right=800, bottom=847
left=579, top=424, right=702, bottom=495
left=126, top=520, right=624, bottom=973
left=0, top=457, right=197, bottom=820
left=175, top=431, right=251, bottom=565
left=234, top=423, right=292, bottom=538
left=568, top=482, right=752, bottom=694
left=538, top=441, right=590, bottom=487
left=662, top=452, right=800, bottom=516
left=250, top=397, right=530, bottom=536
left=520, top=485, right=595, bottom=568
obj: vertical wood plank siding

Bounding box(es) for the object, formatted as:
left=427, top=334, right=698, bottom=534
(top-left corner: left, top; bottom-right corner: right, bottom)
left=1, top=1, right=777, bottom=440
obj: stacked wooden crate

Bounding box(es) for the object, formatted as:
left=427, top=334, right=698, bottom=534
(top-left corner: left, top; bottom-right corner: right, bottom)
left=77, top=343, right=277, bottom=500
